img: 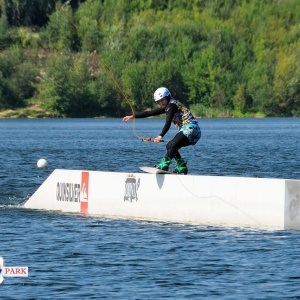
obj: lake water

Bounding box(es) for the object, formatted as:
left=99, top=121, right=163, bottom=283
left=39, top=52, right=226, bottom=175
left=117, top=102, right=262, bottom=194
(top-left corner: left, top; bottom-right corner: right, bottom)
left=1, top=118, right=300, bottom=298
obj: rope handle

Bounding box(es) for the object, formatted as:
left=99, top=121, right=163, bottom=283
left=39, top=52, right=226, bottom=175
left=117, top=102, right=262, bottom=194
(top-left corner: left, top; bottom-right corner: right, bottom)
left=142, top=137, right=164, bottom=142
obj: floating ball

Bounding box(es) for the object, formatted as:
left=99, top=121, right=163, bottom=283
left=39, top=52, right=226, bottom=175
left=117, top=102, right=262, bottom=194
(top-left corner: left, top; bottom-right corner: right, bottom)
left=37, top=158, right=48, bottom=169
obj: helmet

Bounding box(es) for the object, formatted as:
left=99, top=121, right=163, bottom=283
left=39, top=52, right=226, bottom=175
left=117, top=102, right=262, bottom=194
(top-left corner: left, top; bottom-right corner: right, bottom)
left=154, top=87, right=171, bottom=101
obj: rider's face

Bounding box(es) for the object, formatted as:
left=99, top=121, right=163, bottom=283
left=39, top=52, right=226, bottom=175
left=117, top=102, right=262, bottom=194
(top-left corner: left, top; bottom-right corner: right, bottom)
left=157, top=98, right=168, bottom=108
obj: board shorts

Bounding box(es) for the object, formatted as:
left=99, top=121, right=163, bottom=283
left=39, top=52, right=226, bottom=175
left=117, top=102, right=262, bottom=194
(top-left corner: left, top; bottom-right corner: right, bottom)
left=181, top=124, right=201, bottom=145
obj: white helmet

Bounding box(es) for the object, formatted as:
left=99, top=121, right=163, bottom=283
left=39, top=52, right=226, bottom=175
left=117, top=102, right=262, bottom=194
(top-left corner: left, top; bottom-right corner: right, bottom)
left=154, top=87, right=171, bottom=101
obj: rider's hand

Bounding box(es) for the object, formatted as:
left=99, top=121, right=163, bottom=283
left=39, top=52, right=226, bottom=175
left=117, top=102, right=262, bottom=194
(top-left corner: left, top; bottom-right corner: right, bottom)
left=153, top=136, right=163, bottom=143
left=123, top=115, right=133, bottom=122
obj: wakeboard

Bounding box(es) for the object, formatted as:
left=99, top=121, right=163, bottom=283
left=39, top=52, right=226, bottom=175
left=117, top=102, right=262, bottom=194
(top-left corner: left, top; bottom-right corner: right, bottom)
left=139, top=166, right=172, bottom=174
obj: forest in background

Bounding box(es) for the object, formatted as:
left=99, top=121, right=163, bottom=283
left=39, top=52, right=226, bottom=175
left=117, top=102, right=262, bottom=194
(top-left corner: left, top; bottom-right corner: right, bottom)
left=0, top=0, right=299, bottom=118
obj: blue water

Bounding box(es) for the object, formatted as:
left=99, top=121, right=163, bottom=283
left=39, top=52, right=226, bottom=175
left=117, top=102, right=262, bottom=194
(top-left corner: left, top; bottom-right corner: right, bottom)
left=1, top=118, right=300, bottom=298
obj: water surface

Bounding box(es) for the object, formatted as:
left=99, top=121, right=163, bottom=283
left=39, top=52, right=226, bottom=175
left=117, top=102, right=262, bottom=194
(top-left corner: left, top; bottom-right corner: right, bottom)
left=0, top=118, right=300, bottom=299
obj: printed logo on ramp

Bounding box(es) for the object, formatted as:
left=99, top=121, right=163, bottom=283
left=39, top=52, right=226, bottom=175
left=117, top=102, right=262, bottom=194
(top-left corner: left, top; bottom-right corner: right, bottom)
left=80, top=172, right=89, bottom=213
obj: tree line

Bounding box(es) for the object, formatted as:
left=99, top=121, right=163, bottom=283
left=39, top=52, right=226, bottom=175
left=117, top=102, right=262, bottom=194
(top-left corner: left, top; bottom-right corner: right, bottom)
left=0, top=0, right=299, bottom=117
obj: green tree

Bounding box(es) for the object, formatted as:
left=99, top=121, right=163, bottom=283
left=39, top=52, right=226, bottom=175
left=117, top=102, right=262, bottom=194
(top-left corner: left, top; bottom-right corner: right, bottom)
left=271, top=49, right=300, bottom=116
left=37, top=51, right=117, bottom=117
left=0, top=45, right=38, bottom=108
left=1, top=0, right=300, bottom=117
left=1, top=0, right=55, bottom=26
left=39, top=2, right=78, bottom=51
left=75, top=0, right=104, bottom=52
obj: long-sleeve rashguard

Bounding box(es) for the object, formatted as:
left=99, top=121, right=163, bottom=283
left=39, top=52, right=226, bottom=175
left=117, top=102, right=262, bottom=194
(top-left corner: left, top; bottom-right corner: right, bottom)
left=134, top=103, right=178, bottom=137
left=134, top=98, right=199, bottom=138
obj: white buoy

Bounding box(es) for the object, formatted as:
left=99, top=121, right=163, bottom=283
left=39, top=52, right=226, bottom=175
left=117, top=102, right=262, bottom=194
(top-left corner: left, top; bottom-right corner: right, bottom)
left=37, top=158, right=48, bottom=169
